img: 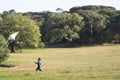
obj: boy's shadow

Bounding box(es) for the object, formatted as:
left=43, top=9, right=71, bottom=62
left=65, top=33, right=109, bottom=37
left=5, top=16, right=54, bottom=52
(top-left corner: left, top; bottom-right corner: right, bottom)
left=0, top=64, right=15, bottom=68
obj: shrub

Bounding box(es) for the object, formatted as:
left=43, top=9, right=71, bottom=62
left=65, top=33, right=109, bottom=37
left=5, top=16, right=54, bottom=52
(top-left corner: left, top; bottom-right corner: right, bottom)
left=0, top=34, right=9, bottom=64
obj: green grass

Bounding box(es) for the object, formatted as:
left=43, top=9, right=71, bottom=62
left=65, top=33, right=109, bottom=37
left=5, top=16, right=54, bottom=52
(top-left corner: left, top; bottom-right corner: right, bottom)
left=0, top=45, right=120, bottom=80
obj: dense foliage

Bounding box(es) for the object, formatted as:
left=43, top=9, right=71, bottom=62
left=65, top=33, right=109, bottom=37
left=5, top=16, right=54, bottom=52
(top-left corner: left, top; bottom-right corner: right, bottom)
left=0, top=13, right=42, bottom=48
left=0, top=34, right=9, bottom=64
left=0, top=5, right=120, bottom=47
left=78, top=10, right=106, bottom=44
left=43, top=13, right=84, bottom=45
left=70, top=5, right=116, bottom=13
left=106, top=14, right=120, bottom=43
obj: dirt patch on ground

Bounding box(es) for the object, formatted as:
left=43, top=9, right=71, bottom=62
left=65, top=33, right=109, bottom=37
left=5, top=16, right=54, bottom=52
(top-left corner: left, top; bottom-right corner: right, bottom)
left=9, top=64, right=36, bottom=71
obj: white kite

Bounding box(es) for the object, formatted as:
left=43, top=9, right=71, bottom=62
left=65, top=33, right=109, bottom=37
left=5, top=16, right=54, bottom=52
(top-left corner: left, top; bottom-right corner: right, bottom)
left=8, top=31, right=19, bottom=41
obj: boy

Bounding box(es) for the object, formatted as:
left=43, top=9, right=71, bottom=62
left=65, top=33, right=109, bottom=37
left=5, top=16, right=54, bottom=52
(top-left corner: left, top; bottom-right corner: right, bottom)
left=35, top=58, right=42, bottom=71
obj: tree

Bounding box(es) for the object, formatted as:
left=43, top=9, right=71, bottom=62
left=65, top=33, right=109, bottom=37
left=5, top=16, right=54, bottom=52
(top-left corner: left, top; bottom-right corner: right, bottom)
left=78, top=11, right=106, bottom=44
left=107, top=14, right=120, bottom=43
left=23, top=11, right=51, bottom=43
left=2, top=9, right=16, bottom=18
left=0, top=16, right=2, bottom=27
left=70, top=5, right=116, bottom=13
left=0, top=34, right=9, bottom=64
left=44, top=12, right=84, bottom=46
left=0, top=14, right=42, bottom=48
left=9, top=9, right=16, bottom=14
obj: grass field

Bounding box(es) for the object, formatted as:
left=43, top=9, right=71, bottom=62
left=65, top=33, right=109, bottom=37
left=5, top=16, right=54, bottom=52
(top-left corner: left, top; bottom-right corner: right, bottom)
left=0, top=45, right=120, bottom=80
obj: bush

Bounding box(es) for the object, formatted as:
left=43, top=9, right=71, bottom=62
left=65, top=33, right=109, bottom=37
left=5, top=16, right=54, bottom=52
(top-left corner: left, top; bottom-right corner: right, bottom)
left=0, top=34, right=9, bottom=64
left=39, top=42, right=45, bottom=48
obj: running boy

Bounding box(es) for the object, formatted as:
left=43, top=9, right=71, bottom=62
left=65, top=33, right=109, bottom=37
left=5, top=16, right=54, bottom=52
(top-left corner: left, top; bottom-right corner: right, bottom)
left=35, top=58, right=42, bottom=71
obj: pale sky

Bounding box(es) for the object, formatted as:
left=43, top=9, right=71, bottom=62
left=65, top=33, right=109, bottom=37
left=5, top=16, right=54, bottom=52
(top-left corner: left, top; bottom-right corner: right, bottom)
left=0, top=0, right=120, bottom=13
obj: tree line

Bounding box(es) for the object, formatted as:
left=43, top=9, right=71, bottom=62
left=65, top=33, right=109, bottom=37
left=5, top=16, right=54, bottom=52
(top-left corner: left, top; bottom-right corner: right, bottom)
left=0, top=5, right=120, bottom=48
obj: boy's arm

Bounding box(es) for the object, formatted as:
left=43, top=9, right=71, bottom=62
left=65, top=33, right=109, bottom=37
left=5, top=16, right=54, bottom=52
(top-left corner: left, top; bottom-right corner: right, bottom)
left=34, top=61, right=37, bottom=64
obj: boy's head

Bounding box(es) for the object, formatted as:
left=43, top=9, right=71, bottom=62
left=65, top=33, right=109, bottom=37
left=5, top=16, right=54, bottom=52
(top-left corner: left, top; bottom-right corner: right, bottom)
left=38, top=58, right=41, bottom=61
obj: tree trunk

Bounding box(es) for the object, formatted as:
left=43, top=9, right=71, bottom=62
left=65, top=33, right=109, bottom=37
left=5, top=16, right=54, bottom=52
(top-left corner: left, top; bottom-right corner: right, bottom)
left=90, top=26, right=93, bottom=44
left=10, top=41, right=15, bottom=53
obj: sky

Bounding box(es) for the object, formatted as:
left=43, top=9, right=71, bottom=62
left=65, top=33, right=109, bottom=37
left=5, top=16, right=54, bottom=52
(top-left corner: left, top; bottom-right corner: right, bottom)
left=0, top=0, right=120, bottom=13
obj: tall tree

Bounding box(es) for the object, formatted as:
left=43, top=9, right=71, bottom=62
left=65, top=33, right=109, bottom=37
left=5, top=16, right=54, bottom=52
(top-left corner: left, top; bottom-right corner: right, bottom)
left=44, top=12, right=84, bottom=46
left=0, top=16, right=2, bottom=27
left=9, top=9, right=16, bottom=14
left=78, top=11, right=106, bottom=44
left=70, top=5, right=116, bottom=13
left=0, top=14, right=42, bottom=48
left=107, top=14, right=120, bottom=43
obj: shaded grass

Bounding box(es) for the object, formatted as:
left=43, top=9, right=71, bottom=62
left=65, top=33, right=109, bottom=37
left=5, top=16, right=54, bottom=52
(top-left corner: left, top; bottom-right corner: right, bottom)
left=0, top=64, right=15, bottom=68
left=0, top=45, right=120, bottom=80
